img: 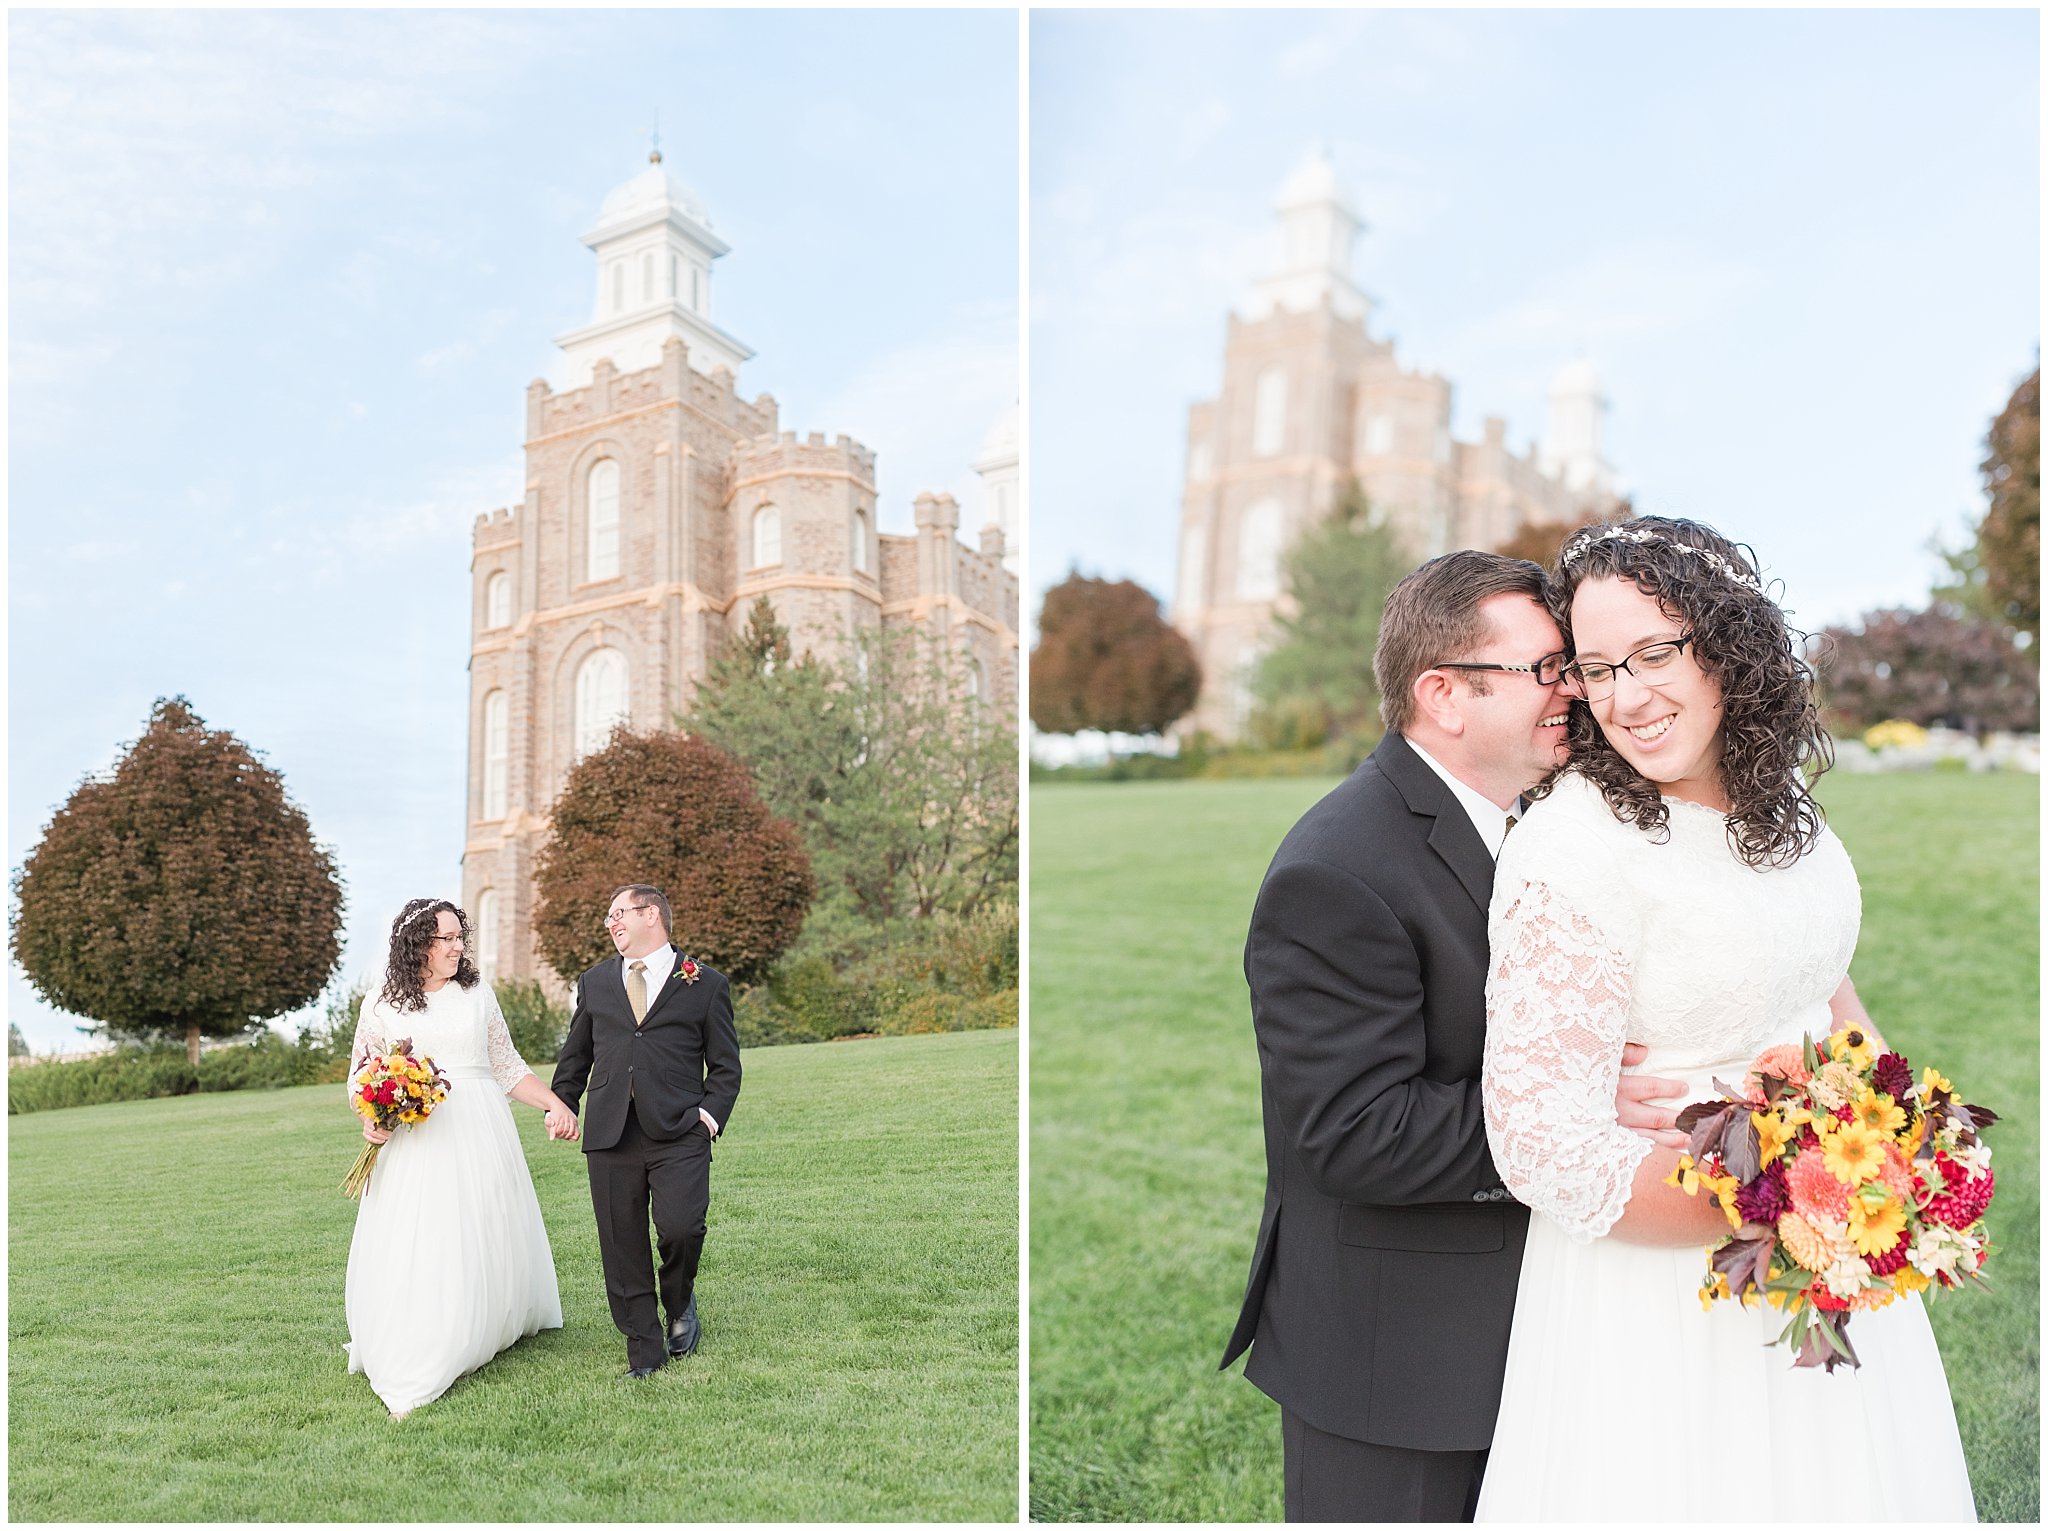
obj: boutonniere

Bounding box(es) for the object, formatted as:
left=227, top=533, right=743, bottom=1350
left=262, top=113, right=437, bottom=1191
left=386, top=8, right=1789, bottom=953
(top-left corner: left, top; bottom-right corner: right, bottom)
left=676, top=959, right=701, bottom=985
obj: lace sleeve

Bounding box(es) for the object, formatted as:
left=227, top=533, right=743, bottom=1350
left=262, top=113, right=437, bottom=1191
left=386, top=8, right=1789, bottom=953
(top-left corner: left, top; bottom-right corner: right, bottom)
left=483, top=985, right=530, bottom=1094
left=346, top=994, right=385, bottom=1103
left=1483, top=878, right=1654, bottom=1242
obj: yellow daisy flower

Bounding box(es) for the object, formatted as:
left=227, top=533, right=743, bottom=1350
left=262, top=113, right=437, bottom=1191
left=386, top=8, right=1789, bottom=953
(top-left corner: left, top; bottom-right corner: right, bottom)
left=1851, top=1091, right=1907, bottom=1137
left=1893, top=1266, right=1933, bottom=1296
left=1664, top=1155, right=1700, bottom=1196
left=1921, top=1064, right=1953, bottom=1098
left=1847, top=1189, right=1907, bottom=1256
left=1823, top=1120, right=1888, bottom=1186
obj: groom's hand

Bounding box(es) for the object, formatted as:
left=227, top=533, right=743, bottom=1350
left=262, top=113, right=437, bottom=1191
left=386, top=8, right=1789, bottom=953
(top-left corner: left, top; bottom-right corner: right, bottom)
left=545, top=1106, right=580, bottom=1141
left=1615, top=1041, right=1689, bottom=1148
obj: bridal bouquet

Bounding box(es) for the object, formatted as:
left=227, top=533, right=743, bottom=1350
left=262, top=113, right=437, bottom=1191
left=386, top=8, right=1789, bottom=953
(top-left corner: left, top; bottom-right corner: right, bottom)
left=341, top=1040, right=451, bottom=1199
left=1666, top=1027, right=1995, bottom=1372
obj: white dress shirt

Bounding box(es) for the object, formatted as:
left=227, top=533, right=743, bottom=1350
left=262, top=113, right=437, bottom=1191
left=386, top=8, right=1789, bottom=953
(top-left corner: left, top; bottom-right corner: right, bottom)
left=1403, top=735, right=1519, bottom=861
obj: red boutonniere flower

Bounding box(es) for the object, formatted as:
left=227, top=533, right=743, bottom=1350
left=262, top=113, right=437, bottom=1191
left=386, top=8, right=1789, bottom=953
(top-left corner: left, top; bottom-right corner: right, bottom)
left=677, top=959, right=701, bottom=985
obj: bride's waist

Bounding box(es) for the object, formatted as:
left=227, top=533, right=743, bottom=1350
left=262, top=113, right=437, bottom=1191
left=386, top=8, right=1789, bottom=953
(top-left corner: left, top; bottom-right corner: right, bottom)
left=439, top=1063, right=498, bottom=1081
left=1625, top=1014, right=1832, bottom=1097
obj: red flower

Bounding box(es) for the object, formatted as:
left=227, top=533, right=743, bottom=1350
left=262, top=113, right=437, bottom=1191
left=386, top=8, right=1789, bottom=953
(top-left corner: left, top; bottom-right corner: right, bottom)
left=679, top=959, right=701, bottom=984
left=1810, top=1286, right=1851, bottom=1312
left=1925, top=1156, right=1994, bottom=1229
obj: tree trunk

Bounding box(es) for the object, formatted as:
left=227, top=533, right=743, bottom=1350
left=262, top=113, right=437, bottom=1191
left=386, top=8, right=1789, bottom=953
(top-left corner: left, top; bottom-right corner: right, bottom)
left=186, top=1022, right=201, bottom=1067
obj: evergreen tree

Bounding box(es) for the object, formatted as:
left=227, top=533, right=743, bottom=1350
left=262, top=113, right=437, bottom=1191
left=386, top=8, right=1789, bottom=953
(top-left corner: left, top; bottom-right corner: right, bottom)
left=11, top=698, right=344, bottom=1064
left=686, top=601, right=1018, bottom=935
left=8, top=1022, right=28, bottom=1058
left=1249, top=483, right=1415, bottom=749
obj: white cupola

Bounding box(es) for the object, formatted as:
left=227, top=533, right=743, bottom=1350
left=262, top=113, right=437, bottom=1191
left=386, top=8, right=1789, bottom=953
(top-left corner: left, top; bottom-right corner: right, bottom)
left=1245, top=144, right=1371, bottom=325
left=553, top=148, right=754, bottom=387
left=972, top=401, right=1020, bottom=576
left=1539, top=356, right=1614, bottom=495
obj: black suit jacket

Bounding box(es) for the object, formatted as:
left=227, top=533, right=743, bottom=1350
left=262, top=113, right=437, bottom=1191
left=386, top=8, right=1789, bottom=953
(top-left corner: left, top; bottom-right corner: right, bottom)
left=1222, top=731, right=1529, bottom=1452
left=551, top=947, right=742, bottom=1153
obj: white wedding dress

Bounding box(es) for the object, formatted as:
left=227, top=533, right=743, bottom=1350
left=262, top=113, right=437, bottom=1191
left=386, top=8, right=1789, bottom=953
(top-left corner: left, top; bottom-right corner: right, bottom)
left=344, top=980, right=562, bottom=1415
left=1476, top=771, right=1975, bottom=1521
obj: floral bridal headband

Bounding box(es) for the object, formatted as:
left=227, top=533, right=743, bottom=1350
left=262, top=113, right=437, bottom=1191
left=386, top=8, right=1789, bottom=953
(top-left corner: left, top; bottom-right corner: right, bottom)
left=1560, top=524, right=1762, bottom=589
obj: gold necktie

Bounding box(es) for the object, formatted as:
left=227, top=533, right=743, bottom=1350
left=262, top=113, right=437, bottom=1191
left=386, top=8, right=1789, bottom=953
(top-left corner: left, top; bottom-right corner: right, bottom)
left=627, top=960, right=648, bottom=1024
left=1505, top=812, right=1519, bottom=838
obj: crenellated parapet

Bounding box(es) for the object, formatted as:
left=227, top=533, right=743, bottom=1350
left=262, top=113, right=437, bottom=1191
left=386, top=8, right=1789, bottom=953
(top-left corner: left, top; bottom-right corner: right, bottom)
left=732, top=429, right=878, bottom=487
left=473, top=506, right=521, bottom=551
left=527, top=340, right=775, bottom=443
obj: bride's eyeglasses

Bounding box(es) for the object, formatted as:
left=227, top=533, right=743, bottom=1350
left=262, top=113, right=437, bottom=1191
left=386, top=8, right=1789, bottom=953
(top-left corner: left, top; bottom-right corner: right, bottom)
left=1560, top=634, right=1695, bottom=700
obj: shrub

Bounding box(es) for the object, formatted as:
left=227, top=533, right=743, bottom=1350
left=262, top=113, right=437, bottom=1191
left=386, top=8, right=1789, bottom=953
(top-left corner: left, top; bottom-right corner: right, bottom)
left=495, top=979, right=569, bottom=1066
left=7, top=1031, right=342, bottom=1115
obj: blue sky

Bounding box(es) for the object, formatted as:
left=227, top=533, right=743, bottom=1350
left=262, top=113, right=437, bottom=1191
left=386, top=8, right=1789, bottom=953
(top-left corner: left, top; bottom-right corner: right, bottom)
left=8, top=9, right=1018, bottom=1049
left=1030, top=9, right=2040, bottom=634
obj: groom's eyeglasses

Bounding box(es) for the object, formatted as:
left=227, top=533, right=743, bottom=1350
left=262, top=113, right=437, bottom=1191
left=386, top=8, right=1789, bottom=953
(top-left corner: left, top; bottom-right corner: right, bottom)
left=603, top=903, right=653, bottom=931
left=1433, top=651, right=1571, bottom=687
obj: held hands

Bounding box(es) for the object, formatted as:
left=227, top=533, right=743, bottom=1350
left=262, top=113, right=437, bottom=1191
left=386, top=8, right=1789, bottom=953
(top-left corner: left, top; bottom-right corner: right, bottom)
left=544, top=1105, right=580, bottom=1142
left=1615, top=1041, right=1691, bottom=1149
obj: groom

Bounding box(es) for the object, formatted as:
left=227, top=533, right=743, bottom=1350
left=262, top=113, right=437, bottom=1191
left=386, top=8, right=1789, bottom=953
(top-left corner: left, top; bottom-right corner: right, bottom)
left=1221, top=552, right=1684, bottom=1522
left=552, top=884, right=742, bottom=1378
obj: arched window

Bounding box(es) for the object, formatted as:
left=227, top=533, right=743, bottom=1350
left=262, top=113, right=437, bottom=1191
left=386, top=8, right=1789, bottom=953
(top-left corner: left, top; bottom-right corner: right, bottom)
left=1189, top=439, right=1213, bottom=481
left=587, top=459, right=620, bottom=582
left=964, top=655, right=985, bottom=704
left=574, top=649, right=630, bottom=759
left=609, top=261, right=624, bottom=313
left=476, top=888, right=499, bottom=976
left=1237, top=498, right=1283, bottom=600
left=752, top=504, right=782, bottom=569
left=668, top=255, right=678, bottom=300
left=1251, top=365, right=1288, bottom=458
left=1178, top=523, right=1209, bottom=614
left=641, top=252, right=654, bottom=303
left=852, top=509, right=870, bottom=574
left=482, top=689, right=509, bottom=819
left=1363, top=414, right=1394, bottom=457
left=484, top=570, right=512, bottom=630
left=692, top=268, right=702, bottom=309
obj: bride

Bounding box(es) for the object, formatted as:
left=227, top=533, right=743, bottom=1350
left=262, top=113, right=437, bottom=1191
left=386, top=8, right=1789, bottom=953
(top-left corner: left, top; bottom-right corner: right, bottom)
left=1477, top=518, right=1975, bottom=1520
left=344, top=899, right=575, bottom=1418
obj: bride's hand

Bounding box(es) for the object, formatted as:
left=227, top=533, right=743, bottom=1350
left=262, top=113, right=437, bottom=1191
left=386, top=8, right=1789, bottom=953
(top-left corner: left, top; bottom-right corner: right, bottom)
left=362, top=1122, right=393, bottom=1145
left=545, top=1105, right=579, bottom=1142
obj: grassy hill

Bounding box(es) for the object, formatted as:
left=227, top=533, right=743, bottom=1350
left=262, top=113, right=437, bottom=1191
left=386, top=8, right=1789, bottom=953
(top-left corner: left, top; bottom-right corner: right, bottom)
left=10, top=1029, right=1018, bottom=1522
left=1028, top=772, right=2037, bottom=1522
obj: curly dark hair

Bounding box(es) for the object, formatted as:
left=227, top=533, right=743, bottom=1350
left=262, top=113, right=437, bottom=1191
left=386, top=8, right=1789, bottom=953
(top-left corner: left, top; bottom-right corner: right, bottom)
left=1533, top=515, right=1832, bottom=868
left=380, top=897, right=480, bottom=1013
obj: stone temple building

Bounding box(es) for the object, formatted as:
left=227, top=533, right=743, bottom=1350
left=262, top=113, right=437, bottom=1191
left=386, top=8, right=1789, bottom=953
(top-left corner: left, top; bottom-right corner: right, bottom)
left=1172, top=148, right=1624, bottom=739
left=462, top=151, right=1019, bottom=981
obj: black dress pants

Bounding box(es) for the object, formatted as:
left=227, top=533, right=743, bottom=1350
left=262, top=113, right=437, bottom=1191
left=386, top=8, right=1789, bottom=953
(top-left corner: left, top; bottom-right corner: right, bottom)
left=586, top=1099, right=710, bottom=1369
left=1282, top=1407, right=1487, bottom=1523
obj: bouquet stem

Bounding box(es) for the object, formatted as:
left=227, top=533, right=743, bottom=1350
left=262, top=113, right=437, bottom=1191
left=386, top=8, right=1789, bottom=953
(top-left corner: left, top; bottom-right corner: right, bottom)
left=341, top=1141, right=381, bottom=1200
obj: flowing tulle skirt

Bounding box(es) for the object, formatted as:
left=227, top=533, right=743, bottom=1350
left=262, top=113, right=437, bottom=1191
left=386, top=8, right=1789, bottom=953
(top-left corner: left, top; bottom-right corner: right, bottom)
left=344, top=1065, right=562, bottom=1414
left=1476, top=1059, right=1976, bottom=1522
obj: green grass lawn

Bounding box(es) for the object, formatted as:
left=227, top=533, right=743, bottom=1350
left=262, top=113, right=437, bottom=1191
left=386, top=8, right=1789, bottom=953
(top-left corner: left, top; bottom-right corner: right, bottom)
left=10, top=1029, right=1017, bottom=1522
left=1028, top=772, right=2038, bottom=1522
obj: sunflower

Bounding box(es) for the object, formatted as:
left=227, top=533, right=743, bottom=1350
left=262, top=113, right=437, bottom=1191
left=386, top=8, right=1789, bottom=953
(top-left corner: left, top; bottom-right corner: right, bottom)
left=1827, top=1028, right=1877, bottom=1072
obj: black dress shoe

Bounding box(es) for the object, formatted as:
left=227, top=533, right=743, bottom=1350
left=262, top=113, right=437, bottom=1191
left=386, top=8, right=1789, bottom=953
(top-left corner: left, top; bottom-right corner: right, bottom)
left=667, top=1294, right=701, bottom=1357
left=626, top=1356, right=666, bottom=1379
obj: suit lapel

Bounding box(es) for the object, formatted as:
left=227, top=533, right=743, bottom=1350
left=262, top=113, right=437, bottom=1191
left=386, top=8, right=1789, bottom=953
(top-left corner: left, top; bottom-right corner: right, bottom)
left=1376, top=732, right=1495, bottom=917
